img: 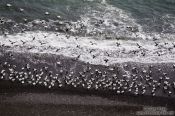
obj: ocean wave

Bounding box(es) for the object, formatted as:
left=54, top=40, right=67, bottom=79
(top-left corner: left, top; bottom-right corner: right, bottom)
left=0, top=0, right=175, bottom=41
left=1, top=31, right=175, bottom=66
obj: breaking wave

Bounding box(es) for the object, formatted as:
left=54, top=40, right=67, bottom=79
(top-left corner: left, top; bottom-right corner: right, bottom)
left=1, top=0, right=175, bottom=41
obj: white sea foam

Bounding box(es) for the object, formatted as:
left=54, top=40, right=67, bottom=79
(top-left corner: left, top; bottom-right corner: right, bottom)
left=1, top=31, right=175, bottom=66
left=71, top=0, right=146, bottom=40
left=70, top=0, right=175, bottom=41
left=1, top=1, right=175, bottom=66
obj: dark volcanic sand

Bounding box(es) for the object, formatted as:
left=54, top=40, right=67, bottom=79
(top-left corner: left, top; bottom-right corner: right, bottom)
left=0, top=48, right=175, bottom=115
left=1, top=48, right=175, bottom=97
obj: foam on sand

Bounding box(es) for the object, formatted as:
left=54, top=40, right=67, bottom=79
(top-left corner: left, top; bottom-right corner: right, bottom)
left=1, top=31, right=175, bottom=66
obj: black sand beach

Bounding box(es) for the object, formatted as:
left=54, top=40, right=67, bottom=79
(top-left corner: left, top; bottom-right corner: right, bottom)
left=0, top=47, right=175, bottom=116
left=1, top=0, right=175, bottom=115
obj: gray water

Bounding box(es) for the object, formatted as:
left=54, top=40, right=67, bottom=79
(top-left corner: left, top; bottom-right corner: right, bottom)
left=0, top=0, right=175, bottom=39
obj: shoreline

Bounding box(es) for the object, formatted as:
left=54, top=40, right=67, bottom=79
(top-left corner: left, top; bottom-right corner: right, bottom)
left=0, top=31, right=175, bottom=115
left=1, top=31, right=175, bottom=65
left=0, top=49, right=175, bottom=99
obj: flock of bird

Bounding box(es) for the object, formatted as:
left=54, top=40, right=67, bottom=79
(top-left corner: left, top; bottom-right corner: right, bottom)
left=0, top=51, right=175, bottom=97
left=0, top=3, right=175, bottom=97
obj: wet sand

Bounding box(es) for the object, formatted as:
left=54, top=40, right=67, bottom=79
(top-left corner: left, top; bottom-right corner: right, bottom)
left=0, top=47, right=175, bottom=115
left=1, top=48, right=175, bottom=97
left=0, top=85, right=174, bottom=116
left=0, top=102, right=139, bottom=116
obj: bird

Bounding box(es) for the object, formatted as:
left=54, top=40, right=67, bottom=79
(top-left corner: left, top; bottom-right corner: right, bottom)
left=19, top=8, right=24, bottom=12
left=27, top=46, right=34, bottom=50
left=66, top=35, right=70, bottom=39
left=39, top=41, right=46, bottom=45
left=90, top=41, right=96, bottom=45
left=136, top=43, right=142, bottom=49
left=172, top=43, right=175, bottom=48
left=76, top=45, right=80, bottom=48
left=132, top=50, right=137, bottom=54
left=45, top=12, right=50, bottom=15
left=0, top=18, right=4, bottom=24
left=168, top=47, right=173, bottom=52
left=104, top=59, right=109, bottom=63
left=106, top=52, right=110, bottom=57
left=116, top=42, right=120, bottom=47
left=57, top=15, right=61, bottom=19
left=141, top=52, right=146, bottom=56
left=173, top=64, right=175, bottom=69
left=109, top=67, right=115, bottom=71
left=156, top=51, right=161, bottom=56
left=21, top=40, right=26, bottom=45
left=154, top=42, right=159, bottom=46
left=164, top=42, right=168, bottom=45
left=8, top=40, right=16, bottom=45
left=92, top=55, right=96, bottom=59
left=89, top=49, right=95, bottom=53
left=55, top=49, right=60, bottom=52
left=6, top=3, right=12, bottom=7
left=32, top=37, right=36, bottom=41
